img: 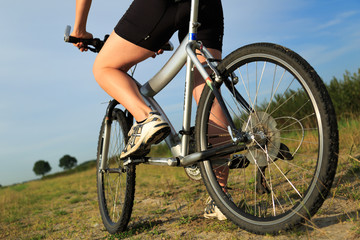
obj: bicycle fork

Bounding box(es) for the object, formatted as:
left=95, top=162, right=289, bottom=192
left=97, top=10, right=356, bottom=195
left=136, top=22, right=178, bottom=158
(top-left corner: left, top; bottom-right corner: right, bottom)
left=98, top=100, right=117, bottom=173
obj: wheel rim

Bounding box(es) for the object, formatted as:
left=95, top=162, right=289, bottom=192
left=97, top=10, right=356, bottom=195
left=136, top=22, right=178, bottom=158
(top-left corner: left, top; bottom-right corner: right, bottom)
left=200, top=53, right=325, bottom=224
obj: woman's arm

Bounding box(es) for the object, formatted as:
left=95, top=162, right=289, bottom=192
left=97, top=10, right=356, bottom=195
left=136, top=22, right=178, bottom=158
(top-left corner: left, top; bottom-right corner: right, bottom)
left=72, top=0, right=92, bottom=36
left=72, top=0, right=93, bottom=51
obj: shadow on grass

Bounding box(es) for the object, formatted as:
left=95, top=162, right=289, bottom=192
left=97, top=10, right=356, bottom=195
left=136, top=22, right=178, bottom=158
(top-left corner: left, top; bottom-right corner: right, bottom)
left=105, top=214, right=203, bottom=239
left=312, top=209, right=360, bottom=228
left=108, top=219, right=165, bottom=239
left=290, top=209, right=360, bottom=235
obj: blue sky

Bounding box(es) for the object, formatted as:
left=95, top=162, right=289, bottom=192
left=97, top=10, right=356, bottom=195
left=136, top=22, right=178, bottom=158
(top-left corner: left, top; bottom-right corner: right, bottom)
left=1, top=0, right=359, bottom=186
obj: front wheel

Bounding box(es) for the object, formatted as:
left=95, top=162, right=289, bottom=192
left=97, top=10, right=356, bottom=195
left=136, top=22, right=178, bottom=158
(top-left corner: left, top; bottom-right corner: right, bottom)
left=196, top=43, right=338, bottom=234
left=97, top=108, right=136, bottom=234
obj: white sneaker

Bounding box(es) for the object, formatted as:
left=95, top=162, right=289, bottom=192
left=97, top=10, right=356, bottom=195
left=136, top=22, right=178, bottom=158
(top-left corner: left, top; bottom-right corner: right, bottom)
left=204, top=197, right=227, bottom=221
left=120, top=112, right=170, bottom=159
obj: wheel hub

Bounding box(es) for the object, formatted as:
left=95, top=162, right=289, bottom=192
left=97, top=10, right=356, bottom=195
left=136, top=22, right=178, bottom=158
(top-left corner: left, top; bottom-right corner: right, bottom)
left=242, top=112, right=281, bottom=167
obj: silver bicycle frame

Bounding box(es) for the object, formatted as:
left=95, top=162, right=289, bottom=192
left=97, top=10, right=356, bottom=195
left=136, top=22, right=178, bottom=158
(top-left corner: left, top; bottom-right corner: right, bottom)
left=101, top=0, right=238, bottom=170
left=138, top=38, right=216, bottom=165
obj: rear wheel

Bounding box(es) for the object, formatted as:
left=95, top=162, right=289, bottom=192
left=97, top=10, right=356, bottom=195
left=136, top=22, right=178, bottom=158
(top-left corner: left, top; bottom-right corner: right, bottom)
left=97, top=108, right=135, bottom=234
left=196, top=43, right=338, bottom=234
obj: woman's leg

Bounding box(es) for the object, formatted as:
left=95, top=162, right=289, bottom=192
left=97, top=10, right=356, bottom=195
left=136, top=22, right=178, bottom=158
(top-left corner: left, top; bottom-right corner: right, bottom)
left=93, top=31, right=154, bottom=122
left=193, top=48, right=230, bottom=188
left=93, top=31, right=170, bottom=158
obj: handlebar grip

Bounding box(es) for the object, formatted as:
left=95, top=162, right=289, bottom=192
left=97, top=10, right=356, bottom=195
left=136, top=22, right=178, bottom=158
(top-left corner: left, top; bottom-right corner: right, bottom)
left=65, top=35, right=81, bottom=44
left=64, top=25, right=86, bottom=44
left=64, top=25, right=107, bottom=52
left=64, top=25, right=93, bottom=44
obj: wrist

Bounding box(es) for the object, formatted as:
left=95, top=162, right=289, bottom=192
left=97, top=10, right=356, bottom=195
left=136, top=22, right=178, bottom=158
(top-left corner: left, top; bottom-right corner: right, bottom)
left=71, top=29, right=93, bottom=39
left=72, top=28, right=85, bottom=36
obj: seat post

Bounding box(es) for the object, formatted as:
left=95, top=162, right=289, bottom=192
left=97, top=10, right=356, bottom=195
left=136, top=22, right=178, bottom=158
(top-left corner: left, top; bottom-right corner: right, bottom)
left=181, top=0, right=200, bottom=157
left=188, top=0, right=200, bottom=41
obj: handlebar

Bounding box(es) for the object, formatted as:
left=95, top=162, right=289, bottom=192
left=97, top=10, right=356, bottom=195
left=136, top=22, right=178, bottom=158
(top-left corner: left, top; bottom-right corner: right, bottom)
left=64, top=25, right=174, bottom=53
left=64, top=25, right=107, bottom=53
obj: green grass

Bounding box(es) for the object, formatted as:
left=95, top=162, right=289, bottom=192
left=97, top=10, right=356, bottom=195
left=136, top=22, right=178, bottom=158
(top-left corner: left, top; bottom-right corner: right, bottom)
left=10, top=184, right=28, bottom=192
left=1, top=117, right=360, bottom=239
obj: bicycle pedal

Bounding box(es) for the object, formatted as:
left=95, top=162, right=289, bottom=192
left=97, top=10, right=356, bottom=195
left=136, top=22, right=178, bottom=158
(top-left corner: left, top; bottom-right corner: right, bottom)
left=228, top=155, right=250, bottom=169
left=277, top=143, right=294, bottom=160
left=123, top=158, right=147, bottom=166
left=256, top=166, right=271, bottom=194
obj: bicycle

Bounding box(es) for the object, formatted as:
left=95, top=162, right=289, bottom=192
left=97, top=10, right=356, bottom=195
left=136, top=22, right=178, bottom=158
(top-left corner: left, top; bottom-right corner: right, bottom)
left=64, top=0, right=339, bottom=234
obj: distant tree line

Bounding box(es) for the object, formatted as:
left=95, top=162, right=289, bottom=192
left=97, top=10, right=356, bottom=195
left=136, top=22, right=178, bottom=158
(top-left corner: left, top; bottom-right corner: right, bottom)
left=33, top=155, right=78, bottom=177
left=326, top=68, right=360, bottom=118
left=257, top=68, right=360, bottom=123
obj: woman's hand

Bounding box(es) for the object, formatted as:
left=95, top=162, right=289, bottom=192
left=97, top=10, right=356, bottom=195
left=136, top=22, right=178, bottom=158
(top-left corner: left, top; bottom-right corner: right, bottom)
left=71, top=30, right=93, bottom=52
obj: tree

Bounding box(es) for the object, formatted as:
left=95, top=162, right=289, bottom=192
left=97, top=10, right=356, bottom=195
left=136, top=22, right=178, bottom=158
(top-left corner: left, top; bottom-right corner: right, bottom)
left=59, top=154, right=78, bottom=170
left=33, top=160, right=52, bottom=176
left=327, top=68, right=360, bottom=118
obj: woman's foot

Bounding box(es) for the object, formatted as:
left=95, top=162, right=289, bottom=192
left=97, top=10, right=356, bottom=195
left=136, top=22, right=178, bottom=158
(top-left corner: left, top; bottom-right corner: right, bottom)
left=120, top=112, right=170, bottom=159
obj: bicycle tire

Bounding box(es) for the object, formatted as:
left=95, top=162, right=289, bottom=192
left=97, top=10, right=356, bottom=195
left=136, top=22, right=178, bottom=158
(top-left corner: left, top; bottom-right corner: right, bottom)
left=97, top=108, right=136, bottom=234
left=196, top=43, right=338, bottom=234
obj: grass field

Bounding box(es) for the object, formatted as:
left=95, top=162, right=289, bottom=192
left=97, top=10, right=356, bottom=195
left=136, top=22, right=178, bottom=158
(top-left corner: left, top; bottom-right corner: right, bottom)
left=1, top=117, right=360, bottom=239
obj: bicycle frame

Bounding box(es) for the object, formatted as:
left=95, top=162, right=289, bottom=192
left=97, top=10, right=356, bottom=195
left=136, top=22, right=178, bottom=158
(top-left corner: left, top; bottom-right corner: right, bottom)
left=100, top=0, right=246, bottom=171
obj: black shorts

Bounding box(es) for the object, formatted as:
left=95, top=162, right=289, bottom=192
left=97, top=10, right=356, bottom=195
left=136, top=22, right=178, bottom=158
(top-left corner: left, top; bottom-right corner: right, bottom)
left=114, top=0, right=224, bottom=52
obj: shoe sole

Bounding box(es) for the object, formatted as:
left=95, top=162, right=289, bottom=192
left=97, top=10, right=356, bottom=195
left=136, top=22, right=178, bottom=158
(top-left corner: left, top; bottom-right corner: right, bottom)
left=121, top=125, right=170, bottom=159
left=144, top=124, right=171, bottom=145
left=204, top=213, right=227, bottom=221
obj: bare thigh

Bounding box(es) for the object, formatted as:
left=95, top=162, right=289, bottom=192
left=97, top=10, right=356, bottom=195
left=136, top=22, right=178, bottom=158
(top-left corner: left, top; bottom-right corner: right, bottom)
left=93, top=31, right=154, bottom=72
left=93, top=32, right=155, bottom=121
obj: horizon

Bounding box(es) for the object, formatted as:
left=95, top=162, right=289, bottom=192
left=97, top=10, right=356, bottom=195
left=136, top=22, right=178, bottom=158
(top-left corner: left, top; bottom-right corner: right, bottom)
left=1, top=0, right=360, bottom=186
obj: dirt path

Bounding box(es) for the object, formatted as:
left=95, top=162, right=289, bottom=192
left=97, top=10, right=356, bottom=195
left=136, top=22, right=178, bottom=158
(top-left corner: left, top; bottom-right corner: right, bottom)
left=79, top=187, right=359, bottom=240
left=86, top=162, right=360, bottom=240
